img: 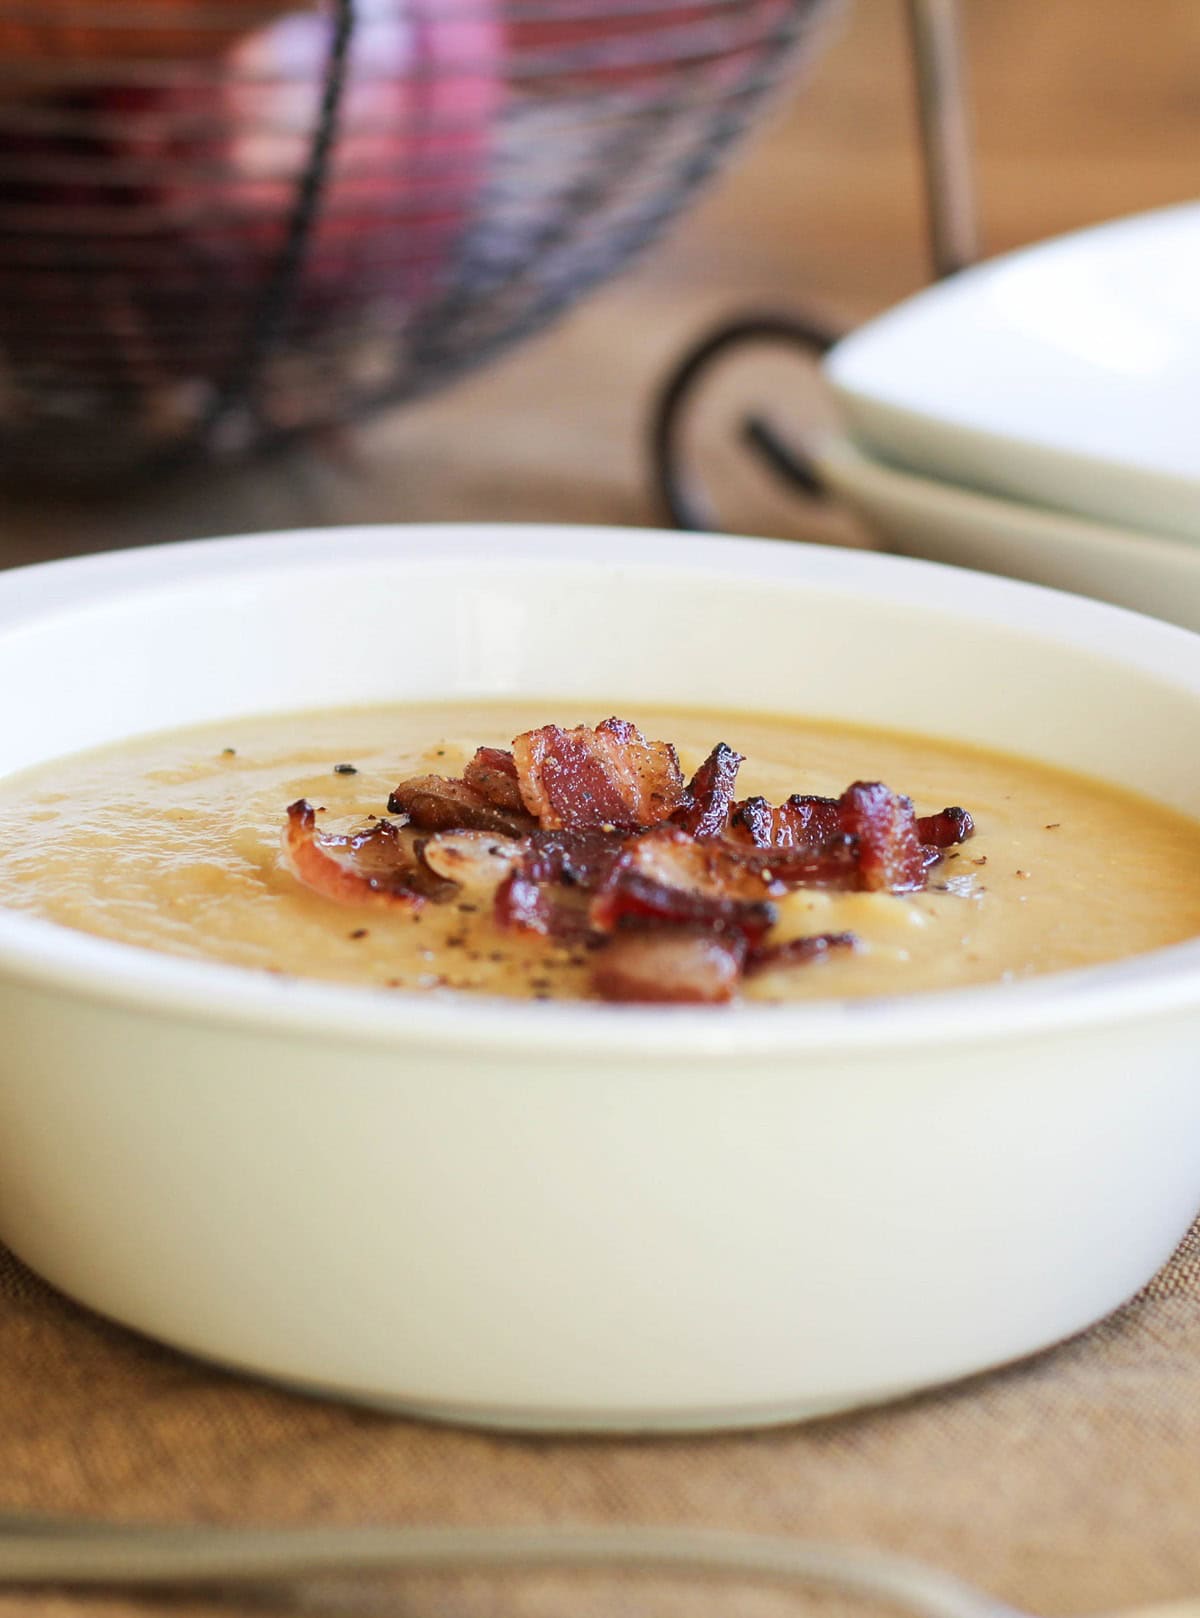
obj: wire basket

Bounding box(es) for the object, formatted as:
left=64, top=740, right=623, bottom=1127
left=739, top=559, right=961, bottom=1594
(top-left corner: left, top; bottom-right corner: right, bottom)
left=0, top=0, right=837, bottom=481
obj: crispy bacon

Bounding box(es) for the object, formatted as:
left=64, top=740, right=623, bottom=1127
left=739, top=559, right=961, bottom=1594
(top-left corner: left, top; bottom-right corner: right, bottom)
left=512, top=717, right=685, bottom=831
left=728, top=793, right=842, bottom=850
left=282, top=801, right=454, bottom=908
left=494, top=871, right=597, bottom=944
left=745, top=931, right=859, bottom=976
left=590, top=873, right=775, bottom=944
left=752, top=837, right=863, bottom=890
left=591, top=929, right=747, bottom=1005
left=590, top=830, right=777, bottom=946
left=916, top=806, right=975, bottom=848
left=497, top=824, right=782, bottom=944
left=522, top=827, right=628, bottom=889
left=387, top=774, right=536, bottom=838
left=673, top=743, right=744, bottom=838
left=285, top=719, right=977, bottom=1001
left=725, top=782, right=935, bottom=895
left=617, top=824, right=776, bottom=902
left=494, top=869, right=557, bottom=936
left=838, top=780, right=926, bottom=893
left=461, top=747, right=526, bottom=814
left=492, top=828, right=627, bottom=940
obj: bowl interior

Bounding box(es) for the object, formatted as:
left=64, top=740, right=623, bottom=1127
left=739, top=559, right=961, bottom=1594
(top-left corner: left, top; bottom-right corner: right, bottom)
left=2, top=524, right=1198, bottom=813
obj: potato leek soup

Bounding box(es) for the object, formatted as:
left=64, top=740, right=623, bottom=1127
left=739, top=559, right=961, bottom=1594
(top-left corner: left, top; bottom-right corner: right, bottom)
left=1, top=701, right=1198, bottom=1005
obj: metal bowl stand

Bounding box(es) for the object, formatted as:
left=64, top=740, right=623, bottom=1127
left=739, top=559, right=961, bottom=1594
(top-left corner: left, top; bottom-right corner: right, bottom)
left=651, top=0, right=977, bottom=530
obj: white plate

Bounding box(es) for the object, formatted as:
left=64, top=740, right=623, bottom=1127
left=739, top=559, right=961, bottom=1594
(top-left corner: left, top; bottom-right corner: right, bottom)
left=814, top=432, right=1200, bottom=634
left=823, top=202, right=1200, bottom=542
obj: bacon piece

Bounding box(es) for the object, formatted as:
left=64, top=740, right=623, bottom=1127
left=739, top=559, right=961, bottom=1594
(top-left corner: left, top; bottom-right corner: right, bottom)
left=494, top=871, right=596, bottom=943
left=590, top=830, right=777, bottom=946
left=728, top=792, right=841, bottom=850
left=673, top=742, right=744, bottom=838
left=590, top=870, right=776, bottom=942
left=839, top=781, right=926, bottom=893
left=494, top=870, right=556, bottom=936
left=590, top=874, right=775, bottom=944
left=461, top=747, right=526, bottom=814
left=387, top=774, right=535, bottom=838
left=522, top=827, right=628, bottom=889
left=618, top=824, right=777, bottom=902
left=614, top=821, right=853, bottom=898
left=282, top=801, right=453, bottom=908
left=916, top=806, right=975, bottom=848
left=511, top=717, right=685, bottom=831
left=492, top=828, right=627, bottom=941
left=745, top=931, right=859, bottom=976
left=591, top=929, right=747, bottom=1005
left=727, top=782, right=939, bottom=895
left=752, top=837, right=863, bottom=890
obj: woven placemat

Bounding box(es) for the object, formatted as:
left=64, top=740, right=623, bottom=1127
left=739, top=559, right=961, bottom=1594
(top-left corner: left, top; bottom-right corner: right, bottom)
left=0, top=1213, right=1197, bottom=1617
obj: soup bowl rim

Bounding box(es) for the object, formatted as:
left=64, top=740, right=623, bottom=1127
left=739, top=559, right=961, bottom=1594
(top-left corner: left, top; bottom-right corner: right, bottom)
left=0, top=520, right=1198, bottom=1061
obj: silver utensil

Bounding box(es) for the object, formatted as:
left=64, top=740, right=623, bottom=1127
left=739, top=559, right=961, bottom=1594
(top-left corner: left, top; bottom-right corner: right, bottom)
left=0, top=1519, right=1194, bottom=1618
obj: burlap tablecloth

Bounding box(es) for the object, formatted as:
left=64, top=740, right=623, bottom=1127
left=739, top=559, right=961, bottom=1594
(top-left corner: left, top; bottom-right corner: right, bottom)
left=1, top=1211, right=1199, bottom=1618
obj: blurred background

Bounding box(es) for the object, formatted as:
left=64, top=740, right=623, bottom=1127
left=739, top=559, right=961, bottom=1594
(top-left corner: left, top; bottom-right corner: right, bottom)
left=0, top=0, right=1197, bottom=566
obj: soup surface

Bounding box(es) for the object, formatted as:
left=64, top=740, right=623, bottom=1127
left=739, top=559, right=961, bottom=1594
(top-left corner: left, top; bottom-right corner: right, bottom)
left=1, top=701, right=1198, bottom=1004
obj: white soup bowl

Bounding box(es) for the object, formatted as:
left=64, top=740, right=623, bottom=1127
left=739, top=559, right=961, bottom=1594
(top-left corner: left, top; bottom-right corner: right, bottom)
left=0, top=525, right=1198, bottom=1431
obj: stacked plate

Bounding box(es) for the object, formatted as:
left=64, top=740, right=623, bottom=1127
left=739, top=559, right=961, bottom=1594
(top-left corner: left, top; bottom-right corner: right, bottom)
left=815, top=202, right=1200, bottom=632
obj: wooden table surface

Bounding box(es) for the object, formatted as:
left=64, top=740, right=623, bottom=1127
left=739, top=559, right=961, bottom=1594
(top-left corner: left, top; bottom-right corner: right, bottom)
left=0, top=0, right=1197, bottom=565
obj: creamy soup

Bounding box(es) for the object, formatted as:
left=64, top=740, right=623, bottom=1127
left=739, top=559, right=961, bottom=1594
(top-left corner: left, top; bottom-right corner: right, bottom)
left=1, top=701, right=1198, bottom=1004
